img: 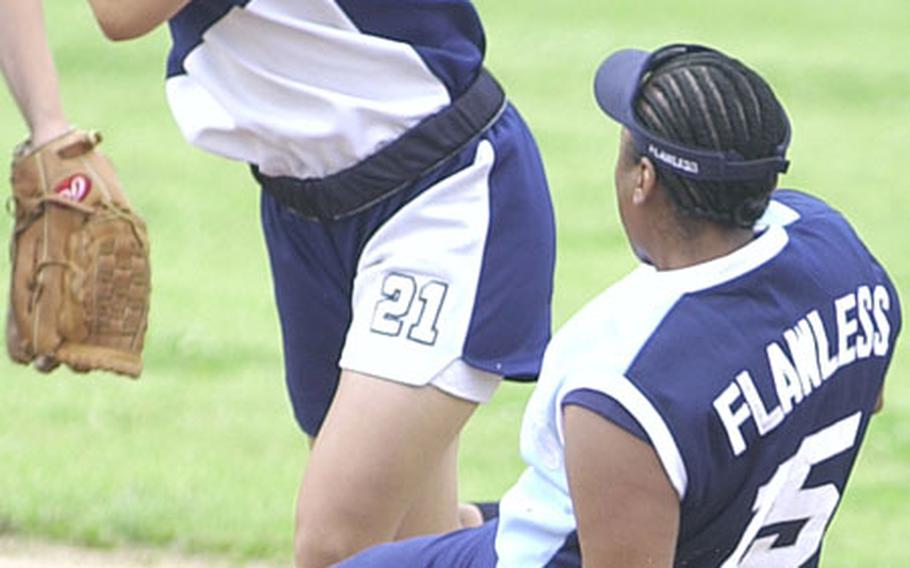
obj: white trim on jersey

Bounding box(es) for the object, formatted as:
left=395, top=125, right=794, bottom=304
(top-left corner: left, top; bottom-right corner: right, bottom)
left=757, top=197, right=801, bottom=229
left=567, top=374, right=689, bottom=498
left=166, top=0, right=451, bottom=179
left=644, top=224, right=789, bottom=294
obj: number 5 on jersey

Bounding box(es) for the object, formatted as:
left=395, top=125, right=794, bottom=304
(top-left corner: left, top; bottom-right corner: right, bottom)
left=370, top=272, right=449, bottom=346
left=723, top=411, right=862, bottom=567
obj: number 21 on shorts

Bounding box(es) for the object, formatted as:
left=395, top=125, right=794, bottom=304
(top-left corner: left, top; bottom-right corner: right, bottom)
left=370, top=272, right=449, bottom=346
left=723, top=411, right=862, bottom=567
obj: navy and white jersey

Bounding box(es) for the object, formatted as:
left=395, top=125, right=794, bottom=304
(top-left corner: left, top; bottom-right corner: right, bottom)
left=166, top=0, right=485, bottom=179
left=493, top=190, right=901, bottom=567
left=168, top=1, right=558, bottom=435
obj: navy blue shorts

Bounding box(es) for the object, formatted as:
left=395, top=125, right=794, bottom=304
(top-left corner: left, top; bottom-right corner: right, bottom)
left=260, top=105, right=555, bottom=435
left=336, top=520, right=499, bottom=567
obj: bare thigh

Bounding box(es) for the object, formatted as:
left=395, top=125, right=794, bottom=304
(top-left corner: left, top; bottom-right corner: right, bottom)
left=294, top=369, right=477, bottom=567
left=395, top=436, right=461, bottom=539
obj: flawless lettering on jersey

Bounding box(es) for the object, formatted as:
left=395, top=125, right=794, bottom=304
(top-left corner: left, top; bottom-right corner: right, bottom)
left=713, top=284, right=893, bottom=456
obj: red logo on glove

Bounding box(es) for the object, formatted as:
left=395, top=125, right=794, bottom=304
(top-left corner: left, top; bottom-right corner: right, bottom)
left=54, top=174, right=92, bottom=202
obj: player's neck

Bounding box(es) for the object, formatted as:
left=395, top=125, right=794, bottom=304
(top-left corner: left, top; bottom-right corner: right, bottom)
left=650, top=225, right=755, bottom=271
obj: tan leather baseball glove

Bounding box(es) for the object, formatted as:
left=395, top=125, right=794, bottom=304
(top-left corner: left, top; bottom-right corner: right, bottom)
left=6, top=129, right=150, bottom=378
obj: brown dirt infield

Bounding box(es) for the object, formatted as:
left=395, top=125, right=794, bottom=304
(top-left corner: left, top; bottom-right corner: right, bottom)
left=0, top=536, right=284, bottom=568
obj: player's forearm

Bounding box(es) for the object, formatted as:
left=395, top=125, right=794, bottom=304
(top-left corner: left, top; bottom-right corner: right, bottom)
left=0, top=0, right=70, bottom=146
left=86, top=0, right=190, bottom=41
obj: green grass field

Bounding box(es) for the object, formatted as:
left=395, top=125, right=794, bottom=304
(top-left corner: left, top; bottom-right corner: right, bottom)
left=0, top=1, right=908, bottom=565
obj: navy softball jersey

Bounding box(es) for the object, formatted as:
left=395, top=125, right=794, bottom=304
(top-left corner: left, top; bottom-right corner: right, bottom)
left=337, top=190, right=902, bottom=567
left=163, top=0, right=556, bottom=435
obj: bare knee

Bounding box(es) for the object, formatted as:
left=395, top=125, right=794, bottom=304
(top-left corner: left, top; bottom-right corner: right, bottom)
left=294, top=522, right=345, bottom=568
left=294, top=512, right=384, bottom=568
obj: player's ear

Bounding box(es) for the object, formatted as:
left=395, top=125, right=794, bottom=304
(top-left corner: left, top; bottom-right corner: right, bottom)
left=633, top=157, right=658, bottom=205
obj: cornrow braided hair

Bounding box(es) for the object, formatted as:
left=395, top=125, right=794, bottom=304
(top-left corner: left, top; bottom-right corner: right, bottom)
left=634, top=51, right=789, bottom=228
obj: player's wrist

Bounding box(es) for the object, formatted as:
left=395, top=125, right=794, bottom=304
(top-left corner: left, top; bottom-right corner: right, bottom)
left=28, top=118, right=72, bottom=148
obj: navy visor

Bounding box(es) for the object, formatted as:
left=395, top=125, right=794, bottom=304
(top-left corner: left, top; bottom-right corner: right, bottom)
left=594, top=44, right=791, bottom=181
